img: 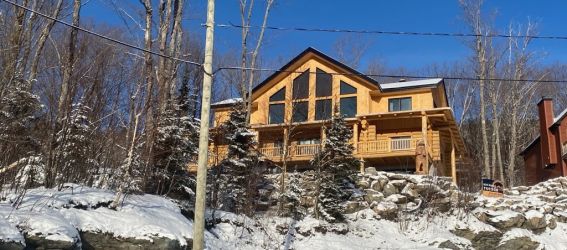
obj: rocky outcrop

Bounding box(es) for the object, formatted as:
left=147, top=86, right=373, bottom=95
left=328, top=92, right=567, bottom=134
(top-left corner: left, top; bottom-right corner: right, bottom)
left=80, top=232, right=186, bottom=250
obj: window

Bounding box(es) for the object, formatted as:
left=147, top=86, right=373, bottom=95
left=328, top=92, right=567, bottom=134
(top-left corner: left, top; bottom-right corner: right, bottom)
left=292, top=101, right=308, bottom=122
left=293, top=70, right=309, bottom=99
left=388, top=97, right=412, bottom=112
left=269, top=87, right=285, bottom=102
left=299, top=138, right=320, bottom=145
left=340, top=97, right=357, bottom=118
left=316, top=68, right=332, bottom=97
left=316, top=99, right=332, bottom=120
left=340, top=81, right=357, bottom=95
left=269, top=104, right=284, bottom=124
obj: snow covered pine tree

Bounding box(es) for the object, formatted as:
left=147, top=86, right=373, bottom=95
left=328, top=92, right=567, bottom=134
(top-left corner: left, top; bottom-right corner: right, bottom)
left=216, top=104, right=262, bottom=215
left=281, top=170, right=305, bottom=220
left=152, top=83, right=199, bottom=197
left=311, top=108, right=359, bottom=222
left=54, top=100, right=97, bottom=186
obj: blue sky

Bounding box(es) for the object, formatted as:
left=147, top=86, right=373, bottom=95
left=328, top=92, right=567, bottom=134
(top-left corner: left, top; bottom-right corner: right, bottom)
left=82, top=0, right=567, bottom=72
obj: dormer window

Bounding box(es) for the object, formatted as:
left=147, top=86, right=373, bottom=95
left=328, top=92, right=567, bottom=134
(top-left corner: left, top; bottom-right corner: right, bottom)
left=389, top=97, right=412, bottom=112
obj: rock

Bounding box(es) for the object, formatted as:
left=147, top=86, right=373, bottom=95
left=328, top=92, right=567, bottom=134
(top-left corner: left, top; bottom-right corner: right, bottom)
left=452, top=227, right=502, bottom=250
left=344, top=201, right=365, bottom=214
left=389, top=180, right=407, bottom=189
left=415, top=183, right=442, bottom=197
left=24, top=234, right=79, bottom=250
left=497, top=236, right=539, bottom=250
left=437, top=240, right=461, bottom=250
left=372, top=201, right=398, bottom=220
left=546, top=214, right=557, bottom=230
left=0, top=241, right=24, bottom=250
left=401, top=183, right=418, bottom=199
left=382, top=183, right=398, bottom=197
left=553, top=211, right=567, bottom=223
left=365, top=192, right=384, bottom=203
left=356, top=179, right=370, bottom=189
left=431, top=197, right=451, bottom=213
left=365, top=167, right=378, bottom=175
left=486, top=211, right=525, bottom=230
left=80, top=232, right=185, bottom=250
left=385, top=194, right=408, bottom=204
left=523, top=210, right=546, bottom=230
left=377, top=175, right=389, bottom=189
left=505, top=189, right=520, bottom=195
left=370, top=180, right=382, bottom=191
left=514, top=186, right=530, bottom=192
left=386, top=173, right=406, bottom=180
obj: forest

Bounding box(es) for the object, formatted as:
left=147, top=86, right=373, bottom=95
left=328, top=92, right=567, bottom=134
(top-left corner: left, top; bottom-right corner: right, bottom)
left=1, top=0, right=567, bottom=206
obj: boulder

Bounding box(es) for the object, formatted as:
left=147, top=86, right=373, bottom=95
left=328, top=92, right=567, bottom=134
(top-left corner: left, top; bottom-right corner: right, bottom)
left=365, top=192, right=384, bottom=203
left=497, top=236, right=539, bottom=250
left=545, top=214, right=557, bottom=230
left=385, top=194, right=408, bottom=204
left=382, top=183, right=399, bottom=197
left=523, top=210, right=546, bottom=230
left=431, top=197, right=451, bottom=213
left=356, top=179, right=370, bottom=189
left=389, top=180, right=407, bottom=189
left=365, top=167, right=378, bottom=175
left=486, top=211, right=525, bottom=230
left=370, top=180, right=382, bottom=192
left=0, top=241, right=24, bottom=250
left=553, top=211, right=567, bottom=223
left=372, top=201, right=398, bottom=220
left=344, top=201, right=365, bottom=214
left=86, top=233, right=186, bottom=250
left=401, top=183, right=418, bottom=199
left=451, top=227, right=502, bottom=250
left=24, top=234, right=79, bottom=250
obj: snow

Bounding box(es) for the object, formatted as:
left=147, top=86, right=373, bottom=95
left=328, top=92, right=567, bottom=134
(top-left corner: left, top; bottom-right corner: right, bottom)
left=0, top=216, right=25, bottom=245
left=0, top=184, right=194, bottom=246
left=380, top=78, right=443, bottom=90
left=211, top=98, right=242, bottom=107
left=553, top=107, right=567, bottom=125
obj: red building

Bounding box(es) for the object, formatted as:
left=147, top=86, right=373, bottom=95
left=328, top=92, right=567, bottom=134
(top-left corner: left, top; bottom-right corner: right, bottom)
left=520, top=97, right=567, bottom=185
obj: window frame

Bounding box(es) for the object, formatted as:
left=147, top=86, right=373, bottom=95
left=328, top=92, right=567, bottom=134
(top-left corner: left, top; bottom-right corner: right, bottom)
left=388, top=97, right=412, bottom=112
left=292, top=101, right=309, bottom=123
left=293, top=70, right=310, bottom=100
left=268, top=103, right=285, bottom=124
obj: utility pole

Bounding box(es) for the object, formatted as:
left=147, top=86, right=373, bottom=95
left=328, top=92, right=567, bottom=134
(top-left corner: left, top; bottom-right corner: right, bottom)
left=192, top=0, right=215, bottom=249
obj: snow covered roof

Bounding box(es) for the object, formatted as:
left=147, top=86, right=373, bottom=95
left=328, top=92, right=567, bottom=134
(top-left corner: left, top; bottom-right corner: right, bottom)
left=211, top=98, right=242, bottom=108
left=553, top=107, right=567, bottom=126
left=380, top=78, right=443, bottom=91
left=520, top=106, right=567, bottom=155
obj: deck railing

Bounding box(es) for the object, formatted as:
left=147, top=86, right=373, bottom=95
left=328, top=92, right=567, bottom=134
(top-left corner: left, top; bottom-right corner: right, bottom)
left=258, top=137, right=419, bottom=160
left=562, top=143, right=567, bottom=158
left=293, top=144, right=320, bottom=156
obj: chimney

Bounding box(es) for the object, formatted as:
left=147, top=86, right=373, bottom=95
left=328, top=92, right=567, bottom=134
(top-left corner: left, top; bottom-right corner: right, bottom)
left=537, top=97, right=558, bottom=167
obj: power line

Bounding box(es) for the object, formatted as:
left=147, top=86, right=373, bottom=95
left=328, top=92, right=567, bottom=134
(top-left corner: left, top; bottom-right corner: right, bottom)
left=216, top=66, right=567, bottom=83
left=2, top=0, right=202, bottom=66
left=215, top=23, right=567, bottom=41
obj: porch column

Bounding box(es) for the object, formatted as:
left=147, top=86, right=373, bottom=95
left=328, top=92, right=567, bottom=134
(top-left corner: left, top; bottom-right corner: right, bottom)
left=421, top=112, right=429, bottom=174
left=353, top=122, right=359, bottom=154
left=320, top=126, right=326, bottom=144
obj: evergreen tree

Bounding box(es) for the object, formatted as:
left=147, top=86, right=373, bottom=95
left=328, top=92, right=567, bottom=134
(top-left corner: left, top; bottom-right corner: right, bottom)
left=217, top=104, right=262, bottom=215
left=152, top=83, right=199, bottom=196
left=280, top=170, right=305, bottom=220
left=0, top=78, right=42, bottom=163
left=55, top=100, right=97, bottom=185
left=311, top=109, right=359, bottom=222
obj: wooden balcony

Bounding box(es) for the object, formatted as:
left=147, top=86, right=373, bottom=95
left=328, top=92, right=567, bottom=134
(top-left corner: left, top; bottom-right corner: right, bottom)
left=563, top=143, right=567, bottom=159
left=259, top=137, right=418, bottom=162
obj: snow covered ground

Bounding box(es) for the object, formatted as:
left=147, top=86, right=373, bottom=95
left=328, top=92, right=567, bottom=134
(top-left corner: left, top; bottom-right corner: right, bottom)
left=2, top=177, right=567, bottom=249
